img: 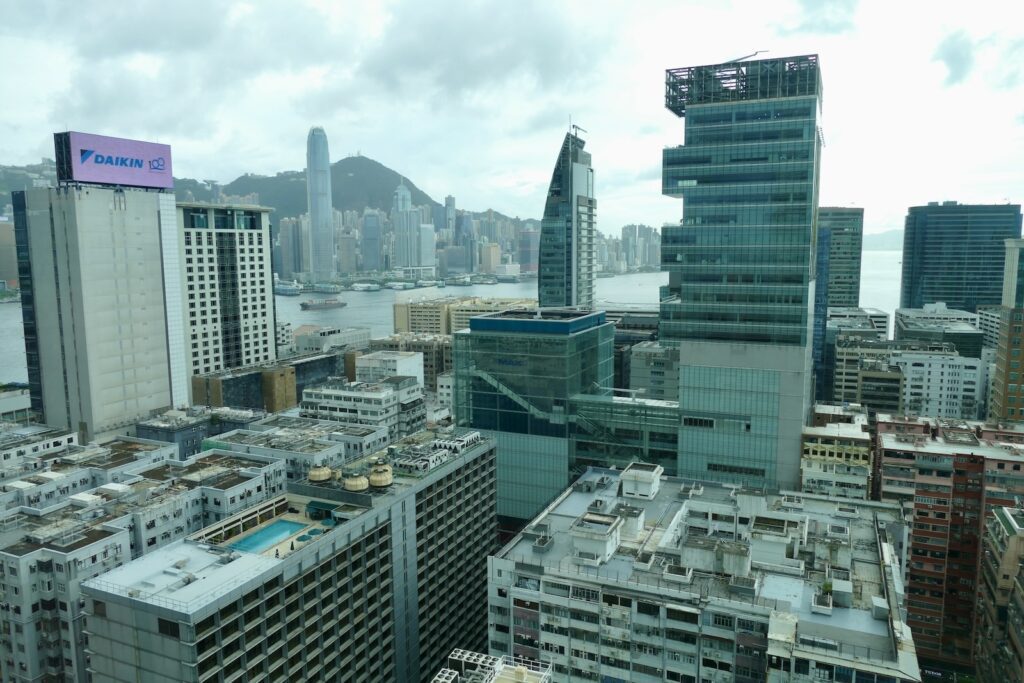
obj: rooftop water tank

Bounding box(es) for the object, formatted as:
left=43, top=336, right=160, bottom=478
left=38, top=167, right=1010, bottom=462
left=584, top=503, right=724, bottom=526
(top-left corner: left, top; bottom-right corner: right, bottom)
left=343, top=470, right=369, bottom=492
left=308, top=466, right=333, bottom=483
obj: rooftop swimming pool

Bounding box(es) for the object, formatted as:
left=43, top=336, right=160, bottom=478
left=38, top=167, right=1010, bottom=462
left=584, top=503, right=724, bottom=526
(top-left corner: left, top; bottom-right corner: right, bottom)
left=229, top=520, right=307, bottom=554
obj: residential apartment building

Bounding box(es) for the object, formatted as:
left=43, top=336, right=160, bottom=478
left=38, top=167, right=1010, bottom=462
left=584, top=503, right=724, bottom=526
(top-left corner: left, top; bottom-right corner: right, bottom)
left=488, top=464, right=920, bottom=683
left=176, top=203, right=276, bottom=380
left=800, top=404, right=872, bottom=499
left=988, top=239, right=1024, bottom=422
left=875, top=415, right=1024, bottom=665
left=82, top=429, right=498, bottom=683
left=819, top=207, right=864, bottom=307
left=975, top=505, right=1024, bottom=682
left=301, top=377, right=425, bottom=440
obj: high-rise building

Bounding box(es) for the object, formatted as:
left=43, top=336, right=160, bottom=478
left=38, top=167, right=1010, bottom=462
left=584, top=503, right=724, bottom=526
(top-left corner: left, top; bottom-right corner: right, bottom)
left=975, top=505, right=1024, bottom=682
left=812, top=224, right=831, bottom=400
left=801, top=403, right=873, bottom=499
left=445, top=195, right=456, bottom=236
left=0, top=219, right=16, bottom=287
left=819, top=207, right=864, bottom=306
left=82, top=429, right=498, bottom=683
left=479, top=242, right=500, bottom=274
left=453, top=309, right=612, bottom=529
left=419, top=224, right=436, bottom=270
left=176, top=203, right=277, bottom=379
left=305, top=126, right=335, bottom=282
left=900, top=201, right=1022, bottom=313
left=538, top=132, right=595, bottom=308
left=517, top=230, right=540, bottom=273
left=894, top=303, right=983, bottom=357
left=360, top=209, right=383, bottom=272
left=337, top=232, right=358, bottom=274
left=876, top=415, right=1024, bottom=666
left=488, top=464, right=921, bottom=683
left=989, top=239, right=1024, bottom=422
left=660, top=54, right=822, bottom=489
left=15, top=133, right=187, bottom=440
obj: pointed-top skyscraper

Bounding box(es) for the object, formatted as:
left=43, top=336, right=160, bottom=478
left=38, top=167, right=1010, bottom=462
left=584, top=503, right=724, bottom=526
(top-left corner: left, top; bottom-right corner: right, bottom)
left=538, top=131, right=595, bottom=308
left=306, top=126, right=335, bottom=282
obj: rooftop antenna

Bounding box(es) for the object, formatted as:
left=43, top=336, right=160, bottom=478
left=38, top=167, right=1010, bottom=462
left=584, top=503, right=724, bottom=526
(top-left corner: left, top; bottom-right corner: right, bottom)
left=728, top=50, right=768, bottom=62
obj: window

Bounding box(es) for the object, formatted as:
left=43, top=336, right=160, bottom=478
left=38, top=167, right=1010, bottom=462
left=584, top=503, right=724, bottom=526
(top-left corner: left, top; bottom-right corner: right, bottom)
left=157, top=618, right=180, bottom=638
left=92, top=600, right=106, bottom=617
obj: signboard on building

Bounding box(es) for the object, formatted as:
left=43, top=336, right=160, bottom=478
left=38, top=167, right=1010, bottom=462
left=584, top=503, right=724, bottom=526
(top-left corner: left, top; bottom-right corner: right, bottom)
left=54, top=131, right=173, bottom=189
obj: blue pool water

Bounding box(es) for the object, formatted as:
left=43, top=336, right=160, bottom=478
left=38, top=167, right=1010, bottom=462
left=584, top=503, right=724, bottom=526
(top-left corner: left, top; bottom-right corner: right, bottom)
left=230, top=520, right=306, bottom=554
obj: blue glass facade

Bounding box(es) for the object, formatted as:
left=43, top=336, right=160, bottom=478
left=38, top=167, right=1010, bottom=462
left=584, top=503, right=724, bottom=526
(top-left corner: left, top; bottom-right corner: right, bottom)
left=900, top=202, right=1022, bottom=313
left=813, top=226, right=831, bottom=400
left=659, top=55, right=822, bottom=489
left=538, top=133, right=596, bottom=308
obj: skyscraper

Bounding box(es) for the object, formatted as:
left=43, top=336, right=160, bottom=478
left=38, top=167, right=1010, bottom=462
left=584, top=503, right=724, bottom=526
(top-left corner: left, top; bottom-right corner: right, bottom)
left=660, top=55, right=823, bottom=489
left=15, top=132, right=185, bottom=441
left=392, top=181, right=419, bottom=268
left=538, top=132, right=595, bottom=308
left=900, top=201, right=1022, bottom=312
left=306, top=126, right=335, bottom=282
left=361, top=210, right=383, bottom=272
left=445, top=194, right=456, bottom=236
left=819, top=207, right=863, bottom=306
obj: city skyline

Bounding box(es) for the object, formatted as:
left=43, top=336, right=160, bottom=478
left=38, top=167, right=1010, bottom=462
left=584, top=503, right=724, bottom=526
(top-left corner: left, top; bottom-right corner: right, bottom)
left=1, top=1, right=1022, bottom=234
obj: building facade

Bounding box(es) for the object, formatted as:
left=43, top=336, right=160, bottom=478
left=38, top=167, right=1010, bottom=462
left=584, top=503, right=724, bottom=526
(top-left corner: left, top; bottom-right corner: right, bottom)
left=82, top=429, right=498, bottom=683
left=659, top=55, right=822, bottom=490
left=800, top=404, right=872, bottom=499
left=900, top=201, right=1022, bottom=313
left=975, top=505, right=1024, bottom=683
left=538, top=133, right=595, bottom=309
left=301, top=377, right=425, bottom=440
left=176, top=203, right=277, bottom=379
left=819, top=207, right=863, bottom=307
left=488, top=464, right=920, bottom=683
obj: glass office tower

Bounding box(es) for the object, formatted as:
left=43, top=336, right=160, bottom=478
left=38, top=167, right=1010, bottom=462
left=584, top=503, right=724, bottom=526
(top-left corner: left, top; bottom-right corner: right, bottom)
left=660, top=55, right=822, bottom=488
left=900, top=201, right=1023, bottom=313
left=538, top=132, right=596, bottom=308
left=453, top=309, right=612, bottom=528
left=819, top=207, right=863, bottom=306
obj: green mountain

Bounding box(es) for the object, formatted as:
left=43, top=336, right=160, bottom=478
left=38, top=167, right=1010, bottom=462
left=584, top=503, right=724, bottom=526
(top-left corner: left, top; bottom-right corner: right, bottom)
left=863, top=229, right=904, bottom=251
left=175, top=155, right=440, bottom=218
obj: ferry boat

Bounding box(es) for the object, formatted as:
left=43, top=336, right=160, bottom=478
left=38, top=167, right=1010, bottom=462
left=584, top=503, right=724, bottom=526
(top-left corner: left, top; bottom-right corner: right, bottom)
left=311, top=283, right=343, bottom=294
left=300, top=298, right=347, bottom=311
left=274, top=281, right=302, bottom=296
left=351, top=283, right=381, bottom=292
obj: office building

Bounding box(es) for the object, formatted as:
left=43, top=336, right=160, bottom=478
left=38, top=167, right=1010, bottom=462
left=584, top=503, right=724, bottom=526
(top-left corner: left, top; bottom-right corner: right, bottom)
left=393, top=296, right=536, bottom=336
left=306, top=126, right=335, bottom=282
left=0, top=219, right=16, bottom=286
left=176, top=202, right=277, bottom=378
left=432, top=650, right=550, bottom=683
left=293, top=325, right=370, bottom=354
left=889, top=349, right=985, bottom=419
left=856, top=361, right=904, bottom=415
left=488, top=464, right=921, bottom=683
left=360, top=210, right=383, bottom=272
left=274, top=216, right=308, bottom=279
left=975, top=505, right=1024, bottom=682
left=875, top=415, right=1024, bottom=665
left=191, top=351, right=344, bottom=413
left=812, top=225, right=831, bottom=402
left=976, top=304, right=1005, bottom=349
left=832, top=338, right=952, bottom=410
left=819, top=309, right=889, bottom=402
left=989, top=239, right=1024, bottom=422
left=356, top=350, right=425, bottom=387
left=302, top=377, right=425, bottom=440
left=15, top=178, right=183, bottom=440
left=900, top=201, right=1022, bottom=313
left=371, top=334, right=452, bottom=393
left=828, top=307, right=889, bottom=336
left=819, top=207, right=864, bottom=307
left=337, top=232, right=357, bottom=274
left=518, top=230, right=540, bottom=273
left=444, top=195, right=456, bottom=237
left=660, top=55, right=823, bottom=489
left=538, top=132, right=596, bottom=308
left=453, top=309, right=613, bottom=528
left=82, top=429, right=498, bottom=683
left=800, top=404, right=872, bottom=499
left=392, top=181, right=421, bottom=269
left=895, top=303, right=982, bottom=358
left=480, top=242, right=500, bottom=274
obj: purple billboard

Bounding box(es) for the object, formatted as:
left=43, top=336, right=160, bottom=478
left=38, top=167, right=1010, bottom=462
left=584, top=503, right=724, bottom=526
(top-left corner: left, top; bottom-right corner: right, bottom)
left=54, top=131, right=173, bottom=189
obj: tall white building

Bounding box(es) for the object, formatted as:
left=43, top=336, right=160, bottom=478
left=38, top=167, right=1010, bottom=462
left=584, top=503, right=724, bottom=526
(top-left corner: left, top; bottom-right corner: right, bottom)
left=15, top=184, right=184, bottom=440
left=890, top=349, right=985, bottom=419
left=355, top=350, right=425, bottom=387
left=175, top=203, right=276, bottom=381
left=306, top=126, right=335, bottom=282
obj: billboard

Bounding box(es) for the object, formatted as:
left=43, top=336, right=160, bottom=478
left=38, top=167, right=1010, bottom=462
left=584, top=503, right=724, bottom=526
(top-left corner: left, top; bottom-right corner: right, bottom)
left=54, top=131, right=173, bottom=189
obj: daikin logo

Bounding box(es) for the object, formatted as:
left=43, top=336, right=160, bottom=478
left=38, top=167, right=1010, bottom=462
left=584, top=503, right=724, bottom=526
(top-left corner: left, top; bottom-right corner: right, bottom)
left=79, top=149, right=144, bottom=169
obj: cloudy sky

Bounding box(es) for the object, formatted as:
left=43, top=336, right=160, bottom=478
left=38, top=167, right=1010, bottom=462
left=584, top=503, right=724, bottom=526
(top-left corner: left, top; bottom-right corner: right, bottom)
left=2, top=0, right=1022, bottom=234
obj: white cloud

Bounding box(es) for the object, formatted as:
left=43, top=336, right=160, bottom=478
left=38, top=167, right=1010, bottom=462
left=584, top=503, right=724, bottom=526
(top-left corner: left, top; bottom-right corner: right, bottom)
left=0, top=0, right=1021, bottom=233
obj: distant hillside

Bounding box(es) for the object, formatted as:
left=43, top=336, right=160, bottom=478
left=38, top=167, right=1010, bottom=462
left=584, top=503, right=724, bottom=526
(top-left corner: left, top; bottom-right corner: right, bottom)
left=176, top=155, right=440, bottom=218
left=863, top=229, right=904, bottom=251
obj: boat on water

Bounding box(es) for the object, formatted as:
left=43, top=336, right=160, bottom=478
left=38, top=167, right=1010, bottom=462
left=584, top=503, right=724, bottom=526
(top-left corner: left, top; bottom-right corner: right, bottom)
left=300, top=298, right=347, bottom=311
left=386, top=282, right=415, bottom=290
left=274, top=281, right=303, bottom=296
left=416, top=280, right=440, bottom=288
left=351, top=283, right=381, bottom=292
left=311, top=283, right=343, bottom=294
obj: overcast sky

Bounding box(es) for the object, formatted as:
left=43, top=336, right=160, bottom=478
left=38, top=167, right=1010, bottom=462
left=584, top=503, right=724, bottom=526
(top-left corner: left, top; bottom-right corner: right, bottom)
left=2, top=0, right=1022, bottom=234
